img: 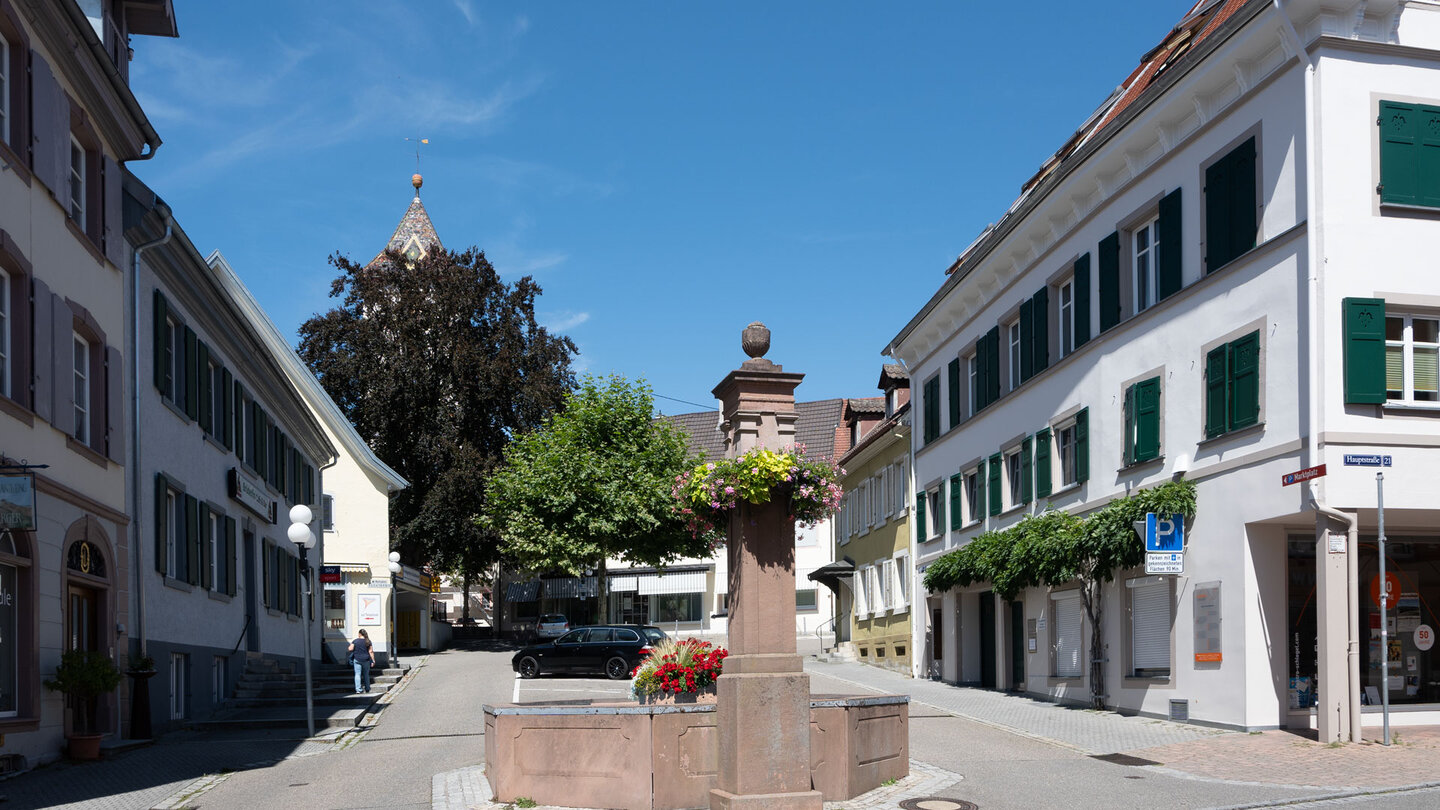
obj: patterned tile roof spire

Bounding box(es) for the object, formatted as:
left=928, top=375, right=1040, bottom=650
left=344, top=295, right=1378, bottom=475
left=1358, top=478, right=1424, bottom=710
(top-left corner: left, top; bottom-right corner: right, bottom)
left=372, top=173, right=444, bottom=267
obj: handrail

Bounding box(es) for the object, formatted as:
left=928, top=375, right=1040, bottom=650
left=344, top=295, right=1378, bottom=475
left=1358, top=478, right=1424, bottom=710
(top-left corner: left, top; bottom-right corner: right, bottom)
left=231, top=614, right=252, bottom=657
left=814, top=614, right=838, bottom=655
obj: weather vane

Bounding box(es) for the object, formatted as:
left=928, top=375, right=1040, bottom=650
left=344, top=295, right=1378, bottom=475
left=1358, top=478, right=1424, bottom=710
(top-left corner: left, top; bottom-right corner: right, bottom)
left=405, top=136, right=430, bottom=173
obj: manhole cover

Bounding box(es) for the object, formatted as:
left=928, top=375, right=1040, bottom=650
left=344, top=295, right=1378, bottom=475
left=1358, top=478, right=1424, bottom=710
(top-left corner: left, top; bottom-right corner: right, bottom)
left=1091, top=753, right=1161, bottom=767
left=899, top=799, right=978, bottom=810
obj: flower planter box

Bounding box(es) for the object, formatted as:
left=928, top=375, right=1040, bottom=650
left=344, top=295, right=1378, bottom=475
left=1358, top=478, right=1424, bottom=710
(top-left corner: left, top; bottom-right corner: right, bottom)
left=636, top=686, right=717, bottom=706
left=482, top=693, right=907, bottom=810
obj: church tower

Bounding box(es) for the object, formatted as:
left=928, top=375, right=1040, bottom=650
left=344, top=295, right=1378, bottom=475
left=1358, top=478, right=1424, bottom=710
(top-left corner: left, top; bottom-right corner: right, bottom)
left=372, top=173, right=445, bottom=266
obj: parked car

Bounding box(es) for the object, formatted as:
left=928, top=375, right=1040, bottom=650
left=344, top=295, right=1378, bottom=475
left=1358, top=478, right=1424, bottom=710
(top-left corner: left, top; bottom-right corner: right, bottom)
left=512, top=624, right=661, bottom=680
left=534, top=614, right=570, bottom=640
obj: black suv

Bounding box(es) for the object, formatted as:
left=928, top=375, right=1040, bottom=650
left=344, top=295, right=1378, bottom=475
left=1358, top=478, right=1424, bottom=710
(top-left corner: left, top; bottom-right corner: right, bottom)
left=511, top=624, right=666, bottom=680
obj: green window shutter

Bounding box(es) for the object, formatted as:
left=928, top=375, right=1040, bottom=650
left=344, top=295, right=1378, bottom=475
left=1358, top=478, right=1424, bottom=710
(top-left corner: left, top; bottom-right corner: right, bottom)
left=1158, top=187, right=1183, bottom=298
left=1032, top=287, right=1050, bottom=374
left=1422, top=105, right=1440, bottom=209
left=1379, top=101, right=1419, bottom=206
left=1204, top=344, right=1229, bottom=438
left=234, top=380, right=246, bottom=457
left=1135, top=377, right=1162, bottom=462
left=948, top=358, right=962, bottom=428
left=1227, top=138, right=1257, bottom=264
left=1229, top=331, right=1261, bottom=430
left=1205, top=151, right=1231, bottom=272
left=154, top=473, right=168, bottom=575
left=183, top=326, right=199, bottom=420
left=986, top=326, right=1001, bottom=405
left=1020, top=436, right=1033, bottom=505
left=186, top=493, right=201, bottom=585
left=923, top=376, right=940, bottom=443
left=1122, top=383, right=1136, bottom=465
left=987, top=454, right=1002, bottom=517
left=1075, top=408, right=1089, bottom=483
left=152, top=290, right=168, bottom=393
left=199, top=503, right=212, bottom=590
left=915, top=491, right=927, bottom=540
left=225, top=516, right=237, bottom=595
left=1098, top=231, right=1121, bottom=332
left=1035, top=428, right=1052, bottom=498
left=949, top=474, right=963, bottom=530
left=1019, top=296, right=1035, bottom=383
left=974, top=465, right=985, bottom=521
left=1343, top=297, right=1387, bottom=404
left=197, top=341, right=211, bottom=432
left=261, top=541, right=270, bottom=607
left=221, top=368, right=234, bottom=449
left=1073, top=253, right=1091, bottom=347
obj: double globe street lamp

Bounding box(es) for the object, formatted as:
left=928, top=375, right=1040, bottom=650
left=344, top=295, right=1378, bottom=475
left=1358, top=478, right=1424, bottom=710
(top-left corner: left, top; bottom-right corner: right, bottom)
left=388, top=551, right=402, bottom=668
left=287, top=504, right=317, bottom=738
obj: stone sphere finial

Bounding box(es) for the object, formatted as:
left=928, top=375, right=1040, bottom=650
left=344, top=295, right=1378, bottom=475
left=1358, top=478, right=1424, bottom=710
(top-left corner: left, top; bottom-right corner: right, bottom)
left=741, top=322, right=770, bottom=359
left=412, top=173, right=424, bottom=192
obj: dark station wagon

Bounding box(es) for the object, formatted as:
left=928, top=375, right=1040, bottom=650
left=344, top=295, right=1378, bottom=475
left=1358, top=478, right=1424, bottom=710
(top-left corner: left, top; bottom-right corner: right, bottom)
left=511, top=624, right=667, bottom=680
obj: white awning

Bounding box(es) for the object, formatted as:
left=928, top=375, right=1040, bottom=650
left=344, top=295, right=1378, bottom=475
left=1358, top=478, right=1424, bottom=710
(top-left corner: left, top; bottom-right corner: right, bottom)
left=505, top=581, right=541, bottom=602
left=543, top=577, right=597, bottom=599
left=609, top=575, right=638, bottom=593
left=638, top=570, right=706, bottom=596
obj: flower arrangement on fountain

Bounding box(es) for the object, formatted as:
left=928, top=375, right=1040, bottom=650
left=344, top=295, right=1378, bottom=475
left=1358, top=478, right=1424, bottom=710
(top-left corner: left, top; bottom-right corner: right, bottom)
left=672, top=445, right=844, bottom=543
left=631, top=637, right=729, bottom=699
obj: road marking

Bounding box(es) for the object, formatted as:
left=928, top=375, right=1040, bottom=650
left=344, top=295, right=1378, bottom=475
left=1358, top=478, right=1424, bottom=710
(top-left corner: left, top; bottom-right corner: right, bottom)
left=512, top=673, right=521, bottom=703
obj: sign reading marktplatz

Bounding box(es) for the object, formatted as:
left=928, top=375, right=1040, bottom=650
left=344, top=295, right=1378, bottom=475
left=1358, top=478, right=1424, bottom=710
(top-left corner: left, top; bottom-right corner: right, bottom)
left=0, top=474, right=36, bottom=530
left=1143, top=513, right=1186, bottom=575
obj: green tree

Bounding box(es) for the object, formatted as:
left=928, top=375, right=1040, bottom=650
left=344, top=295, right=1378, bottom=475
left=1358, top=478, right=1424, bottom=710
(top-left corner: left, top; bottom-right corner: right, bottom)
left=923, top=479, right=1195, bottom=708
left=481, top=375, right=713, bottom=616
left=298, top=247, right=577, bottom=584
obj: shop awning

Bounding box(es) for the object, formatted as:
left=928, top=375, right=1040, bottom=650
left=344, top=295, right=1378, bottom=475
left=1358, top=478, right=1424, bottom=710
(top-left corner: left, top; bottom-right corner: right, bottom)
left=807, top=558, right=854, bottom=595
left=608, top=575, right=638, bottom=593
left=638, top=569, right=706, bottom=595
left=337, top=563, right=371, bottom=574
left=543, top=577, right=598, bottom=599
left=505, top=581, right=541, bottom=602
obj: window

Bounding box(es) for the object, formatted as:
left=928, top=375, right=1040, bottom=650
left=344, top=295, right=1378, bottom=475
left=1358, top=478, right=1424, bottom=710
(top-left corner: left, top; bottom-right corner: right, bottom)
left=1004, top=447, right=1023, bottom=508
left=211, top=656, right=227, bottom=706
left=987, top=453, right=1001, bottom=517
left=1123, top=377, right=1162, bottom=465
left=1378, top=100, right=1440, bottom=209
left=72, top=333, right=90, bottom=444
left=69, top=136, right=86, bottom=230
left=0, top=33, right=9, bottom=145
left=894, top=553, right=910, bottom=609
left=948, top=473, right=963, bottom=531
left=1051, top=591, right=1083, bottom=678
left=922, top=374, right=940, bottom=443
left=927, top=487, right=942, bottom=539
left=208, top=511, right=221, bottom=592
left=165, top=488, right=179, bottom=577
left=796, top=589, right=818, bottom=612
left=1055, top=421, right=1079, bottom=487
left=1007, top=321, right=1021, bottom=391
left=1386, top=314, right=1439, bottom=405
left=209, top=361, right=224, bottom=436
left=963, top=469, right=980, bottom=524
left=892, top=460, right=907, bottom=516
left=947, top=357, right=962, bottom=429
left=0, top=265, right=9, bottom=398
left=1204, top=137, right=1257, bottom=272
left=322, top=494, right=335, bottom=531
left=0, top=530, right=32, bottom=721
left=1058, top=279, right=1074, bottom=358
left=1133, top=216, right=1159, bottom=313
left=655, top=593, right=702, bottom=623
left=170, top=653, right=187, bottom=719
left=1205, top=331, right=1262, bottom=437
left=1128, top=576, right=1171, bottom=678
left=968, top=353, right=980, bottom=414
left=878, top=558, right=895, bottom=611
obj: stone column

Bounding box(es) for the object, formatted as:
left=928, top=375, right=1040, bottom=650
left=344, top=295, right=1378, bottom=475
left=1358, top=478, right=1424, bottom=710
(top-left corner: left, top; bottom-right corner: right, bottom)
left=709, top=323, right=822, bottom=810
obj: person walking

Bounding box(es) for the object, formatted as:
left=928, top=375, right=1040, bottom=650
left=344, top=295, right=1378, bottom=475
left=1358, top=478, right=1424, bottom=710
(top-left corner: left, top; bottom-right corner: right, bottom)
left=348, top=628, right=376, bottom=693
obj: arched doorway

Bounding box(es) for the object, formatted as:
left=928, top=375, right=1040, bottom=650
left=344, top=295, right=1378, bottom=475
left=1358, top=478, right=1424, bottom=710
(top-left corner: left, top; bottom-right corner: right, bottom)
left=62, top=518, right=115, bottom=735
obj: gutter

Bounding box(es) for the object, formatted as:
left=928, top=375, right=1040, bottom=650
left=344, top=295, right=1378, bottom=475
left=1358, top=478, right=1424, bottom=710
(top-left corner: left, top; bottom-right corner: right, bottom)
left=129, top=206, right=174, bottom=656
left=57, top=0, right=162, bottom=159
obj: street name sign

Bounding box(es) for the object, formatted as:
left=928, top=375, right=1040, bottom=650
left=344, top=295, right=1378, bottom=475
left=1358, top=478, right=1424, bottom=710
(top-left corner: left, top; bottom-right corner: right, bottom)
left=1146, top=552, right=1184, bottom=575
left=1281, top=464, right=1327, bottom=486
left=1343, top=454, right=1392, bottom=467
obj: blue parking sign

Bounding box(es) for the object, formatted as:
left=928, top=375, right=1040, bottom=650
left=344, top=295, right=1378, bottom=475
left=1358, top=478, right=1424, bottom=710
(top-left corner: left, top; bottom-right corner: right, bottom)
left=1145, top=513, right=1185, bottom=552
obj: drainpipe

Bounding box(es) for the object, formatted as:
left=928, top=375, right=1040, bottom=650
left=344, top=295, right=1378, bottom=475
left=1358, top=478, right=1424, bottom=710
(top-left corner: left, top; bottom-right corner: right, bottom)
left=1275, top=0, right=1356, bottom=743
left=317, top=451, right=338, bottom=661
left=130, top=209, right=174, bottom=657
left=884, top=348, right=922, bottom=680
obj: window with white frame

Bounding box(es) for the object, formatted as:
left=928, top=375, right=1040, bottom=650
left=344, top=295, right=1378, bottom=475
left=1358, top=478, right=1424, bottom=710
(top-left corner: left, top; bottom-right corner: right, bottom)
left=968, top=353, right=980, bottom=414
left=211, top=655, right=227, bottom=706
left=69, top=136, right=86, bottom=230
left=208, top=511, right=221, bottom=591
left=73, top=333, right=90, bottom=444
left=1386, top=313, right=1439, bottom=404
left=893, top=460, right=907, bottom=515
left=0, top=265, right=9, bottom=399
left=963, top=469, right=980, bottom=524
left=878, top=559, right=895, bottom=611
left=882, top=465, right=894, bottom=518
left=165, top=488, right=179, bottom=577
left=1004, top=447, right=1022, bottom=508
left=1128, top=576, right=1171, bottom=677
left=894, top=553, right=910, bottom=609
left=1058, top=278, right=1075, bottom=358
left=795, top=588, right=818, bottom=612
left=870, top=474, right=882, bottom=526
left=925, top=487, right=942, bottom=539
left=1007, top=321, right=1022, bottom=391
left=1055, top=420, right=1078, bottom=488
left=855, top=565, right=871, bottom=616
left=1051, top=590, right=1083, bottom=678
left=1133, top=216, right=1160, bottom=313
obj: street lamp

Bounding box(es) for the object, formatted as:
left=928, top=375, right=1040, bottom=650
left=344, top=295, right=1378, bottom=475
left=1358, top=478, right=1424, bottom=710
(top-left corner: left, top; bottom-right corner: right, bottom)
left=388, top=551, right=402, bottom=668
left=287, top=504, right=317, bottom=738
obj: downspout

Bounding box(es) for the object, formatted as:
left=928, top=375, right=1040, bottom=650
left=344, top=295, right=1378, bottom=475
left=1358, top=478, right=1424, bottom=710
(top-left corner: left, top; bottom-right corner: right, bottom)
left=130, top=209, right=174, bottom=656
left=317, top=451, right=338, bottom=661
left=1275, top=0, right=1357, bottom=743
left=885, top=348, right=922, bottom=679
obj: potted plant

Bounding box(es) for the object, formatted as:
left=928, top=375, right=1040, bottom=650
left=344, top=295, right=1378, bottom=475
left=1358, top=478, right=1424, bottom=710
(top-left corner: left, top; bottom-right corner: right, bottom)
left=44, top=649, right=122, bottom=759
left=672, top=445, right=844, bottom=543
left=631, top=638, right=728, bottom=704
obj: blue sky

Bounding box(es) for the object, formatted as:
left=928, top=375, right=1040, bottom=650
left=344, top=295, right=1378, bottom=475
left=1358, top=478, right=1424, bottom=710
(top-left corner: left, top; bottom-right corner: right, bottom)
left=130, top=1, right=1188, bottom=415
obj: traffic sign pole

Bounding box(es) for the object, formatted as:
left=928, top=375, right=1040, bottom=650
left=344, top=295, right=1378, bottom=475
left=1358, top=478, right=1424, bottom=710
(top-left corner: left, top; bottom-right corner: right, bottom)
left=1378, top=472, right=1390, bottom=746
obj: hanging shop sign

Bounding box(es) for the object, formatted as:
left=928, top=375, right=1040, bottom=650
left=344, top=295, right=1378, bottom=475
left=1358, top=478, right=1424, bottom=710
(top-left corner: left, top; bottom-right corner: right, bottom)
left=228, top=468, right=276, bottom=523
left=0, top=474, right=36, bottom=531
left=320, top=565, right=342, bottom=584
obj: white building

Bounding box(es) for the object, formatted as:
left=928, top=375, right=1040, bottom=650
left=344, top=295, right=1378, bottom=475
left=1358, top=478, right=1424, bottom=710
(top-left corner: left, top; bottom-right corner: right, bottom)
left=888, top=0, right=1440, bottom=740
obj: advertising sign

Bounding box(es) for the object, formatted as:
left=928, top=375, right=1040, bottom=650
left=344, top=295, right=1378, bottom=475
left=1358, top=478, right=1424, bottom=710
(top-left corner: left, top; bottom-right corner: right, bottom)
left=0, top=474, right=36, bottom=530
left=228, top=468, right=275, bottom=523
left=1415, top=624, right=1436, bottom=652
left=358, top=592, right=383, bottom=626
left=1371, top=572, right=1401, bottom=610
left=320, top=565, right=342, bottom=584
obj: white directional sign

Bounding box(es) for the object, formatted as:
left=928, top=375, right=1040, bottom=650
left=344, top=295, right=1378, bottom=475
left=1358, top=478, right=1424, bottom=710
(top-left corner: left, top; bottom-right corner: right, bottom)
left=1146, top=552, right=1185, bottom=575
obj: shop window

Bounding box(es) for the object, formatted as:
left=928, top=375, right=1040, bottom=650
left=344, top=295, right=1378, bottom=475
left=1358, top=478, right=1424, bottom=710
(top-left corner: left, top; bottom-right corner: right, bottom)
left=1128, top=576, right=1171, bottom=678
left=654, top=593, right=702, bottom=623
left=1051, top=591, right=1083, bottom=678
left=0, top=528, right=32, bottom=722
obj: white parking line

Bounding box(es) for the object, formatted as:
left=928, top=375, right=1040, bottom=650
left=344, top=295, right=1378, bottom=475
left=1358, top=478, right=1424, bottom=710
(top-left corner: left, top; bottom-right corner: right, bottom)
left=512, top=673, right=521, bottom=704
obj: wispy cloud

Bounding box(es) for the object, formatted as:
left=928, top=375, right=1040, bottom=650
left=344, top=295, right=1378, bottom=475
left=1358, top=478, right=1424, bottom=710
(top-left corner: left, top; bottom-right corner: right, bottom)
left=510, top=15, right=531, bottom=37
left=469, top=155, right=615, bottom=199
left=453, top=0, right=478, bottom=26
left=542, top=311, right=590, bottom=332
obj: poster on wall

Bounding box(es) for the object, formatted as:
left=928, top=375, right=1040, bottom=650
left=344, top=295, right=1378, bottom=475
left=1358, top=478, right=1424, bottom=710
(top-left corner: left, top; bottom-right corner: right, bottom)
left=358, top=592, right=383, bottom=626
left=0, top=474, right=36, bottom=530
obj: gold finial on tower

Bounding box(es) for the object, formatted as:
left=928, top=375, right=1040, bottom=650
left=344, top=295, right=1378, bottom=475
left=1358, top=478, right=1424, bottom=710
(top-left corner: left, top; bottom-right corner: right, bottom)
left=405, top=136, right=430, bottom=194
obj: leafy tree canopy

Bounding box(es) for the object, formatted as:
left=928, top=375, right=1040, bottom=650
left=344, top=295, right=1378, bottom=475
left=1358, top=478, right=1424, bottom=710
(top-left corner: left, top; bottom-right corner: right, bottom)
left=298, top=247, right=577, bottom=576
left=481, top=375, right=713, bottom=576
